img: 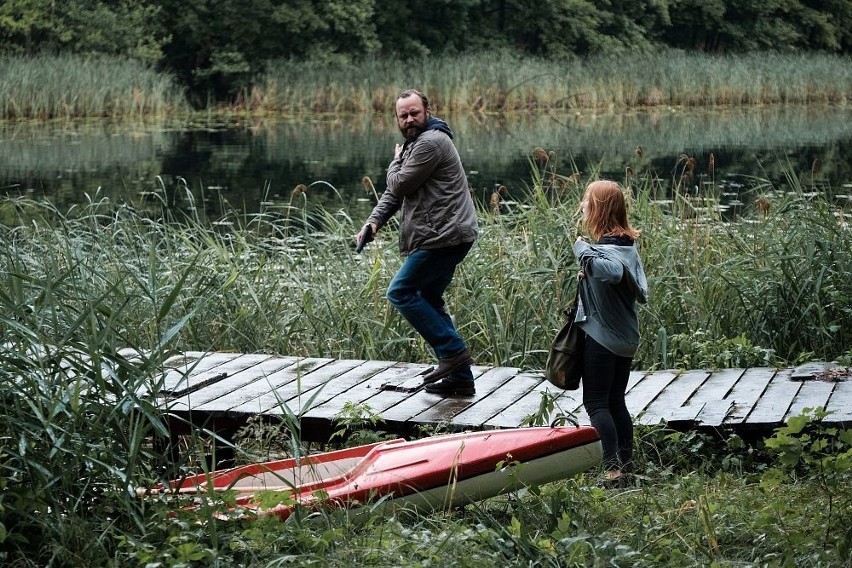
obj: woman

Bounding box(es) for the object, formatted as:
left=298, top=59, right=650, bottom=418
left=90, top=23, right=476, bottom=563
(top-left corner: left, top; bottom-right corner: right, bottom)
left=573, top=180, right=648, bottom=484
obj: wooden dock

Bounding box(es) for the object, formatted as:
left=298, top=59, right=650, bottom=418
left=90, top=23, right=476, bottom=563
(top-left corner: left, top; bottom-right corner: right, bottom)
left=154, top=352, right=851, bottom=443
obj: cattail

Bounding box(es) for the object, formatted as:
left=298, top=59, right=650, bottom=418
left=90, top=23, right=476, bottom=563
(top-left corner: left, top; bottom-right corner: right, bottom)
left=490, top=190, right=501, bottom=215
left=755, top=195, right=771, bottom=216
left=533, top=147, right=548, bottom=167
left=292, top=184, right=307, bottom=197
left=635, top=145, right=644, bottom=158
left=361, top=176, right=379, bottom=200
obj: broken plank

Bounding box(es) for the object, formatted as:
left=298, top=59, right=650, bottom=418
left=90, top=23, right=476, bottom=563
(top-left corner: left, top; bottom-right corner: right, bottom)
left=687, top=368, right=746, bottom=426
left=163, top=353, right=275, bottom=399
left=159, top=352, right=239, bottom=393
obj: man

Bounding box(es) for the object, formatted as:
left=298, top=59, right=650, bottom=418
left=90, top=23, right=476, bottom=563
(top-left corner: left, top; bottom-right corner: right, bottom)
left=356, top=89, right=479, bottom=396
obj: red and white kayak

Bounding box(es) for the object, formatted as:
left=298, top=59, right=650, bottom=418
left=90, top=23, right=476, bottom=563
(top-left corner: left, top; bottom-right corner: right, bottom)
left=160, top=426, right=601, bottom=519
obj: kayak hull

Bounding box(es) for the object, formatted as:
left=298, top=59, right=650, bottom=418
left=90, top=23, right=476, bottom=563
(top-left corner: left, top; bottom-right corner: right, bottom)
left=166, top=426, right=602, bottom=519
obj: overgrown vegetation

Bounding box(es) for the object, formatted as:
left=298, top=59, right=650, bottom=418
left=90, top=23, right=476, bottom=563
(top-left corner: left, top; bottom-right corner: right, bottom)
left=259, top=51, right=852, bottom=113
left=1, top=158, right=851, bottom=565
left=1, top=50, right=850, bottom=117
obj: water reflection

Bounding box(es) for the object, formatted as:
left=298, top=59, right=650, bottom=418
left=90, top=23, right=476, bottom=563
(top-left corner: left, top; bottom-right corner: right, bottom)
left=1, top=105, right=850, bottom=220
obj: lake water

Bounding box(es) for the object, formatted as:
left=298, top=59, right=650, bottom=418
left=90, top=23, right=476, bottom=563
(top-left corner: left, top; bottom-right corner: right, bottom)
left=1, top=105, right=850, bottom=222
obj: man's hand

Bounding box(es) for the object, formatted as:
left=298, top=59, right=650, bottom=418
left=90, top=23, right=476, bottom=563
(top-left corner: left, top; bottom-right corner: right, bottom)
left=394, top=143, right=403, bottom=161
left=355, top=223, right=377, bottom=253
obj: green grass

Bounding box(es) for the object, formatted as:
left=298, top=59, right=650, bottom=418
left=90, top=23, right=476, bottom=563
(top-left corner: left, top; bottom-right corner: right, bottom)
left=1, top=158, right=851, bottom=565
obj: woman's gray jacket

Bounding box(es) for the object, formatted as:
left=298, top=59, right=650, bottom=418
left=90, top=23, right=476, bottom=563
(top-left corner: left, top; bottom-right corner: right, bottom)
left=367, top=117, right=478, bottom=255
left=573, top=239, right=649, bottom=358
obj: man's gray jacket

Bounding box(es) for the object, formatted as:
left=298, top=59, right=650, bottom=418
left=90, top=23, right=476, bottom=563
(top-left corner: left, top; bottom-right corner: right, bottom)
left=368, top=117, right=478, bottom=255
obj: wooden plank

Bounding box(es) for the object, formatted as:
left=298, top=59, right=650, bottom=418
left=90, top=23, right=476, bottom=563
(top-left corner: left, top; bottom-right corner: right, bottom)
left=679, top=368, right=745, bottom=426
left=625, top=370, right=647, bottom=393
left=625, top=370, right=680, bottom=422
left=345, top=365, right=490, bottom=420
left=164, top=353, right=275, bottom=399
left=638, top=369, right=710, bottom=426
left=448, top=368, right=536, bottom=427
left=824, top=378, right=852, bottom=421
left=301, top=362, right=428, bottom=421
left=149, top=352, right=852, bottom=441
left=666, top=401, right=706, bottom=423
left=483, top=378, right=575, bottom=429
left=196, top=357, right=335, bottom=414
left=273, top=359, right=374, bottom=413
left=406, top=366, right=519, bottom=426
left=168, top=356, right=300, bottom=410
left=551, top=389, right=586, bottom=425
left=790, top=361, right=847, bottom=380
left=379, top=366, right=499, bottom=424
left=745, top=368, right=800, bottom=425
left=784, top=378, right=836, bottom=421
left=226, top=358, right=368, bottom=416
left=714, top=367, right=775, bottom=425
left=287, top=359, right=400, bottom=415
left=159, top=352, right=238, bottom=392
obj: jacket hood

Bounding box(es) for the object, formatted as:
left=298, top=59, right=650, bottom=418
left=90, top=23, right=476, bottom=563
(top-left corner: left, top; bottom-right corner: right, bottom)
left=425, top=115, right=453, bottom=139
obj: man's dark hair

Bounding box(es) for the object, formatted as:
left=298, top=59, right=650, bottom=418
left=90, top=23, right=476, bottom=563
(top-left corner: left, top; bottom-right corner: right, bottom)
left=396, top=89, right=429, bottom=112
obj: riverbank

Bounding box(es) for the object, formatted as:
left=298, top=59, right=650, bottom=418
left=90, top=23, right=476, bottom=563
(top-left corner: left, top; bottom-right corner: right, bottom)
left=1, top=51, right=849, bottom=118
left=0, top=174, right=850, bottom=565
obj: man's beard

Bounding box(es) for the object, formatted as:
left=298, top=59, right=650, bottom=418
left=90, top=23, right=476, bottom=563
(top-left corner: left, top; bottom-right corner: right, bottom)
left=400, top=121, right=426, bottom=142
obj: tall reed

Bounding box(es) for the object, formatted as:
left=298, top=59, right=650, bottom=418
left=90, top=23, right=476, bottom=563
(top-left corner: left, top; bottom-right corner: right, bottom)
left=259, top=51, right=852, bottom=113
left=2, top=157, right=848, bottom=372
left=0, top=54, right=188, bottom=119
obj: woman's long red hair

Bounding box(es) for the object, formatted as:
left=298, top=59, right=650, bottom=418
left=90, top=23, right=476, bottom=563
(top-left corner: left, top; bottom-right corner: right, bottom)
left=581, top=180, right=640, bottom=242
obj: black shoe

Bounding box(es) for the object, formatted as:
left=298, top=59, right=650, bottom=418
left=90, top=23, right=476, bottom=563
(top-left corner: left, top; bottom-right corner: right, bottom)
left=420, top=349, right=474, bottom=384
left=424, top=379, right=476, bottom=396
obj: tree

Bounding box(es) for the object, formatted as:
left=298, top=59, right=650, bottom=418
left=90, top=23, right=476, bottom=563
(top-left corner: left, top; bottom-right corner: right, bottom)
left=665, top=0, right=852, bottom=53
left=0, top=0, right=58, bottom=55
left=0, top=0, right=165, bottom=61
left=158, top=0, right=379, bottom=104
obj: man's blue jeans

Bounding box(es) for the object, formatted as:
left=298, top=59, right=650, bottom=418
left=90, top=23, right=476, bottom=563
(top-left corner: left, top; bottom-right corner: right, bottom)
left=387, top=242, right=473, bottom=381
